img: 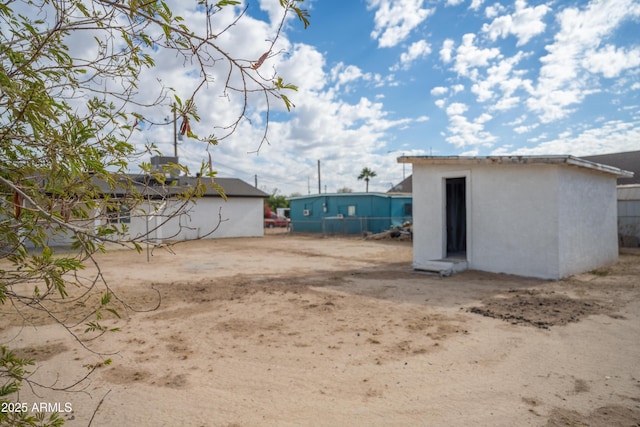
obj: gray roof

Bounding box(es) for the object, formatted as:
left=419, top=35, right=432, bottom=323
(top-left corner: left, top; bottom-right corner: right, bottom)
left=93, top=174, right=268, bottom=199
left=387, top=175, right=412, bottom=194
left=581, top=151, right=640, bottom=185
left=180, top=176, right=268, bottom=198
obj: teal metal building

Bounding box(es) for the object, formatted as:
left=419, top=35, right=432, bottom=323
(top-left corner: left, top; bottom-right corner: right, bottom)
left=288, top=193, right=412, bottom=235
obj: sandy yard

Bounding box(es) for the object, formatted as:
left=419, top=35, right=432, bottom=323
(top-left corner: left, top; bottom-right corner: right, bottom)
left=1, top=233, right=640, bottom=426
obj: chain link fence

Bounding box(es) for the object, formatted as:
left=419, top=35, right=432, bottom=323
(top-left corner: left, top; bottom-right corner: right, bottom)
left=619, top=215, right=640, bottom=247
left=618, top=198, right=640, bottom=247
left=291, top=216, right=412, bottom=237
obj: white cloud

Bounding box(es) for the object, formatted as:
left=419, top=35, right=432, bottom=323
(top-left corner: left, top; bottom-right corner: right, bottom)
left=431, top=86, right=449, bottom=96
left=446, top=102, right=469, bottom=116
left=493, top=119, right=640, bottom=156
left=235, top=65, right=425, bottom=193
left=330, top=63, right=377, bottom=92
left=493, top=96, right=521, bottom=111
left=513, top=123, right=539, bottom=134
left=451, top=33, right=502, bottom=77
left=432, top=85, right=465, bottom=110
left=368, top=0, right=435, bottom=47
left=278, top=44, right=327, bottom=92
left=529, top=0, right=640, bottom=123
left=470, top=0, right=485, bottom=11
left=482, top=0, right=550, bottom=46
left=440, top=39, right=455, bottom=63
left=444, top=103, right=497, bottom=148
left=257, top=0, right=293, bottom=30
left=446, top=0, right=465, bottom=6
left=485, top=3, right=506, bottom=18
left=506, top=115, right=527, bottom=126
left=476, top=112, right=493, bottom=124
left=469, top=52, right=532, bottom=109
left=392, top=39, right=432, bottom=70
left=582, top=45, right=640, bottom=79
left=446, top=115, right=496, bottom=148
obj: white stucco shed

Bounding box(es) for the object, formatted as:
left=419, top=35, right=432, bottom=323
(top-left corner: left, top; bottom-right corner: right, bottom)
left=398, top=155, right=633, bottom=279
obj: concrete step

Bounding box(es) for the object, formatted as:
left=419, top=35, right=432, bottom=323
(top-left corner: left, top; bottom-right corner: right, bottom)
left=414, top=259, right=468, bottom=277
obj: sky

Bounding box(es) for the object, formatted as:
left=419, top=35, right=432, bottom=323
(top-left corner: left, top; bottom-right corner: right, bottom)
left=87, top=0, right=640, bottom=194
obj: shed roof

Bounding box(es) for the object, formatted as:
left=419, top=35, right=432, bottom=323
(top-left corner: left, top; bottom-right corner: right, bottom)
left=398, top=155, right=633, bottom=178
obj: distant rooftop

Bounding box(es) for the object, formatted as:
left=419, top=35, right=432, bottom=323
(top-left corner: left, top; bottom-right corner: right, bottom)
left=581, top=151, right=640, bottom=185
left=387, top=175, right=412, bottom=194
left=92, top=175, right=268, bottom=199
left=289, top=192, right=411, bottom=201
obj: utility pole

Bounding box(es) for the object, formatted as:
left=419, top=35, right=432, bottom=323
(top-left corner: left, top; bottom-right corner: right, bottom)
left=317, top=160, right=321, bottom=194
left=173, top=103, right=178, bottom=158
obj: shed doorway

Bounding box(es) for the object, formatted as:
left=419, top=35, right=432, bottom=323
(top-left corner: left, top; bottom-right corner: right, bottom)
left=445, top=177, right=466, bottom=258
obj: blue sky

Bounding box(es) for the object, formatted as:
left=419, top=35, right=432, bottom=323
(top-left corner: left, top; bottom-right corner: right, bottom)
left=130, top=0, right=640, bottom=195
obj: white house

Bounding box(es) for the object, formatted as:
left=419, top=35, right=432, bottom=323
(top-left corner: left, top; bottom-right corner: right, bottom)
left=116, top=176, right=269, bottom=242
left=398, top=155, right=633, bottom=280
left=33, top=174, right=268, bottom=248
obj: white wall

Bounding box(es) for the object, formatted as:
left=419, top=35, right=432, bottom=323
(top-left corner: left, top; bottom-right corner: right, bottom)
left=412, top=167, right=473, bottom=265
left=469, top=164, right=561, bottom=278
left=127, top=197, right=264, bottom=241
left=412, top=163, right=619, bottom=279
left=188, top=197, right=265, bottom=239
left=557, top=167, right=619, bottom=277
left=25, top=197, right=264, bottom=250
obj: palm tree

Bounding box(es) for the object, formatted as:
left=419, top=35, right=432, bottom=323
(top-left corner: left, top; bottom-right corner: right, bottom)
left=357, top=167, right=377, bottom=192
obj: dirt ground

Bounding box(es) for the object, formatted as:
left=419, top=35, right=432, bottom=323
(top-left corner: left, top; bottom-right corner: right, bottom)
left=1, top=233, right=640, bottom=426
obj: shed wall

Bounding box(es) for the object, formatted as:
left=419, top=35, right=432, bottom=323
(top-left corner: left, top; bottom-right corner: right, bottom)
left=557, top=168, right=619, bottom=276
left=412, top=166, right=461, bottom=265
left=412, top=164, right=562, bottom=278
left=469, top=165, right=561, bottom=278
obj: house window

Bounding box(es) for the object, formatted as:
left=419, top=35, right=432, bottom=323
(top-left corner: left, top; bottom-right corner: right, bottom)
left=404, top=203, right=412, bottom=216
left=347, top=205, right=356, bottom=216
left=107, top=204, right=131, bottom=224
